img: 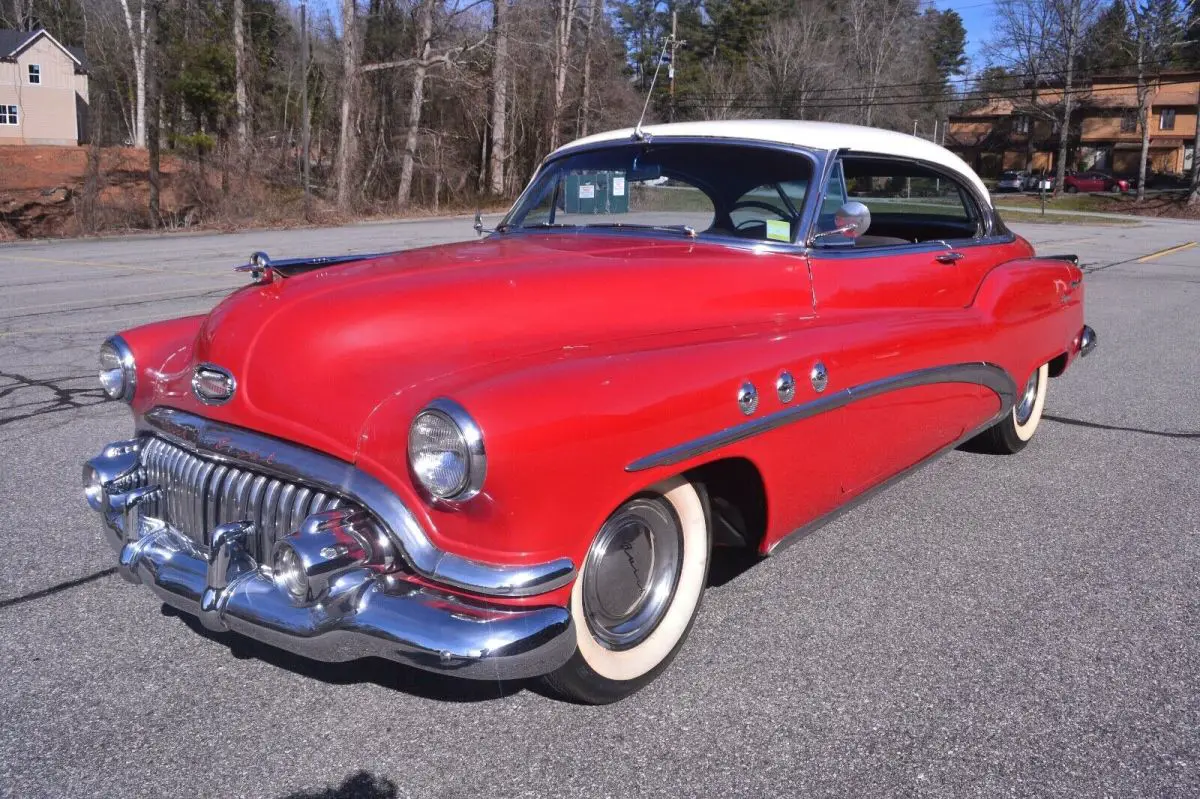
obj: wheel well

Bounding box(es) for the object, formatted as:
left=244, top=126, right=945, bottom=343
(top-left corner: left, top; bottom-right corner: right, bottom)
left=1048, top=351, right=1069, bottom=378
left=685, top=457, right=768, bottom=551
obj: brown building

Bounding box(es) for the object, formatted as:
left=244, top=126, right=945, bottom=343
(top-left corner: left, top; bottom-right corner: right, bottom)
left=947, top=71, right=1199, bottom=179
left=0, top=28, right=89, bottom=146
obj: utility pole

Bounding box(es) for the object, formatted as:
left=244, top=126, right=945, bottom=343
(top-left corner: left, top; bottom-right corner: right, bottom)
left=301, top=0, right=310, bottom=215
left=668, top=11, right=683, bottom=123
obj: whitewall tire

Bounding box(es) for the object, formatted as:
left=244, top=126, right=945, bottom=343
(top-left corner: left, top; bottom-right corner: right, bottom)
left=542, top=477, right=711, bottom=703
left=972, top=363, right=1049, bottom=454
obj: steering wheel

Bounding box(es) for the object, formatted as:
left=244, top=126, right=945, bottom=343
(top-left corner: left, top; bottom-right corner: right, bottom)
left=730, top=200, right=792, bottom=231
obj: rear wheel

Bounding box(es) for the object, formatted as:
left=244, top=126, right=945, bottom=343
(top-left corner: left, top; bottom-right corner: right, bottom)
left=971, top=363, right=1049, bottom=454
left=1066, top=185, right=1079, bottom=194
left=542, top=477, right=711, bottom=704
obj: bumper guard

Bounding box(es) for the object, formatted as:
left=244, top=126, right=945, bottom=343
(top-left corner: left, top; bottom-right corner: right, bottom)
left=84, top=444, right=575, bottom=681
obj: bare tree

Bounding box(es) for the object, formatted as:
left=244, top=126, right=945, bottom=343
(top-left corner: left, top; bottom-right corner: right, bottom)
left=147, top=0, right=162, bottom=224
left=117, top=0, right=148, bottom=147
left=577, top=0, right=601, bottom=137
left=234, top=0, right=248, bottom=154
left=335, top=0, right=362, bottom=209
left=843, top=0, right=919, bottom=126
left=548, top=0, right=580, bottom=150
left=1112, top=0, right=1189, bottom=200
left=989, top=0, right=1100, bottom=194
left=749, top=10, right=837, bottom=119
left=489, top=0, right=509, bottom=194
left=395, top=0, right=435, bottom=209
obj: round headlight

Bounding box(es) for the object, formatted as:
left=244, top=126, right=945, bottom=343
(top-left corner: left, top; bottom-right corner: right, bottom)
left=98, top=336, right=136, bottom=402
left=407, top=399, right=486, bottom=501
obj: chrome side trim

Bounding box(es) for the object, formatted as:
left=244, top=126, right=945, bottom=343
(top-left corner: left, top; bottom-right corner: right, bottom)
left=139, top=407, right=575, bottom=597
left=626, top=362, right=1016, bottom=472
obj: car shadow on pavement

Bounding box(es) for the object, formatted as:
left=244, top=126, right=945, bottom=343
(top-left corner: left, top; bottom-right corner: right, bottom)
left=161, top=604, right=525, bottom=702
left=280, top=770, right=398, bottom=799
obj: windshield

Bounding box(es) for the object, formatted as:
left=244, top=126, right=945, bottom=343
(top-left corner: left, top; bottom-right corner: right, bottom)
left=502, top=141, right=815, bottom=244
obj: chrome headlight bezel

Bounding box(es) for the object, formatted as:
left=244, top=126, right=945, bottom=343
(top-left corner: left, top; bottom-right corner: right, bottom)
left=407, top=398, right=486, bottom=502
left=98, top=335, right=137, bottom=402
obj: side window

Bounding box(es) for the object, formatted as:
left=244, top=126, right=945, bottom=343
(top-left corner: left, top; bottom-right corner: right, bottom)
left=819, top=158, right=981, bottom=247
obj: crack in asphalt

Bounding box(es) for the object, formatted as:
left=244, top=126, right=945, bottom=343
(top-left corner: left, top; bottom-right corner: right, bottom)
left=3, top=287, right=229, bottom=322
left=0, top=370, right=109, bottom=427
left=1043, top=414, right=1200, bottom=440
left=0, top=568, right=116, bottom=611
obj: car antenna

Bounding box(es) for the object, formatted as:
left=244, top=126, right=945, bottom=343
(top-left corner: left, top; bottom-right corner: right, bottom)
left=633, top=33, right=674, bottom=141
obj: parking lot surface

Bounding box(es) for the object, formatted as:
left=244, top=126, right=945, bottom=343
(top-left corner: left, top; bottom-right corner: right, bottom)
left=1, top=216, right=1197, bottom=798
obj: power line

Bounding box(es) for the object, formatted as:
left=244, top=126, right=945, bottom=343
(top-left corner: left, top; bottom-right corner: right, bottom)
left=676, top=75, right=1200, bottom=113
left=671, top=52, right=1193, bottom=102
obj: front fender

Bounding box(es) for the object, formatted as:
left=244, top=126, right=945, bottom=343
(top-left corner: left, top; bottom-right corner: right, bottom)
left=355, top=322, right=844, bottom=577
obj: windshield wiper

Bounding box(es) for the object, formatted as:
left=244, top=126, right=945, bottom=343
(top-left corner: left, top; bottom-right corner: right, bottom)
left=582, top=222, right=698, bottom=238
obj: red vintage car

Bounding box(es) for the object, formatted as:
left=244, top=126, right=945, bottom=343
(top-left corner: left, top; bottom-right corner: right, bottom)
left=83, top=121, right=1096, bottom=704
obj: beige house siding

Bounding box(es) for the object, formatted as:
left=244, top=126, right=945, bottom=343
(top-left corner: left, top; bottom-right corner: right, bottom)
left=0, top=35, right=83, bottom=145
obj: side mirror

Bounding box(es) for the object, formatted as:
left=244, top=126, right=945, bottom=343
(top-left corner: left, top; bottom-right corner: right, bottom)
left=812, top=201, right=871, bottom=244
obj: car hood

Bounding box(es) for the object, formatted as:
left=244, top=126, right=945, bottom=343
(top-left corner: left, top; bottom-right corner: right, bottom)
left=170, top=232, right=795, bottom=460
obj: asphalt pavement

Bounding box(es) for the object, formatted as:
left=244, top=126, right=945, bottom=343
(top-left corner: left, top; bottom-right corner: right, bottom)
left=1, top=215, right=1197, bottom=798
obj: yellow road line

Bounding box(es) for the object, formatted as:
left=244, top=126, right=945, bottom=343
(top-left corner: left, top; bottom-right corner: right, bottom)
left=4, top=286, right=225, bottom=315
left=0, top=253, right=211, bottom=277
left=1137, top=241, right=1197, bottom=262
left=0, top=307, right=216, bottom=338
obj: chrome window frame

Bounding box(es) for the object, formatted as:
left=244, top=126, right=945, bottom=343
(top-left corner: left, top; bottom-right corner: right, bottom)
left=806, top=150, right=1014, bottom=260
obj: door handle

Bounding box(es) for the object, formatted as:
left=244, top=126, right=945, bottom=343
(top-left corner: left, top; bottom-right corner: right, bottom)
left=935, top=252, right=964, bottom=264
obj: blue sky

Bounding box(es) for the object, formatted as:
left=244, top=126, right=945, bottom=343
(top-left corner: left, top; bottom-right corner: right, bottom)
left=938, top=0, right=997, bottom=68
left=306, top=0, right=997, bottom=73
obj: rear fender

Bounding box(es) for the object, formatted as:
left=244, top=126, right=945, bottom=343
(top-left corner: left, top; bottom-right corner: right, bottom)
left=969, top=255, right=1084, bottom=380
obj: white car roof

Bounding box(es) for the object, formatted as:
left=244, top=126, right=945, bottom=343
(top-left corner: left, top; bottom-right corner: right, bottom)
left=553, top=119, right=992, bottom=207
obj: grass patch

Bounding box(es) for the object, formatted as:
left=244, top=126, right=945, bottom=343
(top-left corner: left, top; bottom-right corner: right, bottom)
left=998, top=209, right=1138, bottom=225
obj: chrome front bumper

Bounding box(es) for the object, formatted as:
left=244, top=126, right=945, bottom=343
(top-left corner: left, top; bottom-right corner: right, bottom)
left=84, top=442, right=576, bottom=681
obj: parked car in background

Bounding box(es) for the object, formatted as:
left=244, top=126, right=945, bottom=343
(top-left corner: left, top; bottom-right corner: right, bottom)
left=1025, top=172, right=1054, bottom=192
left=1063, top=171, right=1129, bottom=193
left=995, top=170, right=1029, bottom=192
left=82, top=120, right=1096, bottom=704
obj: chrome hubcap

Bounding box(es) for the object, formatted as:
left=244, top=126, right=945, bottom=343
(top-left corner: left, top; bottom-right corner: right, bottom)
left=1015, top=369, right=1040, bottom=425
left=581, top=498, right=683, bottom=650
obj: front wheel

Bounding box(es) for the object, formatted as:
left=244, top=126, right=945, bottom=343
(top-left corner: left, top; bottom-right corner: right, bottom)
left=542, top=477, right=711, bottom=704
left=971, top=363, right=1049, bottom=454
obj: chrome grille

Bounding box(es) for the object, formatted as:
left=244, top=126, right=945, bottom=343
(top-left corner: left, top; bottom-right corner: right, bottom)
left=139, top=436, right=349, bottom=559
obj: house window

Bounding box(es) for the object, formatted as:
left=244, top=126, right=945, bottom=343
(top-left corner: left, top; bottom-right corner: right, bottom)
left=1120, top=112, right=1137, bottom=133
left=1013, top=115, right=1030, bottom=134
left=0, top=105, right=18, bottom=125
left=28, top=64, right=40, bottom=84
left=1160, top=109, right=1176, bottom=131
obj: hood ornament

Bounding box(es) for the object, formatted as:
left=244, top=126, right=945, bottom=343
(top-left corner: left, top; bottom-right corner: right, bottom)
left=235, top=251, right=274, bottom=284
left=192, top=364, right=237, bottom=405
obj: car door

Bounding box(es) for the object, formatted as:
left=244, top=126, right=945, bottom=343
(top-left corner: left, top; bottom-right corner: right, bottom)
left=808, top=156, right=1004, bottom=497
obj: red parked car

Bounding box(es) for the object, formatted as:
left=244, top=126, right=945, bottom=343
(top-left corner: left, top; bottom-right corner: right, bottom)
left=1062, top=170, right=1130, bottom=193
left=83, top=121, right=1096, bottom=703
